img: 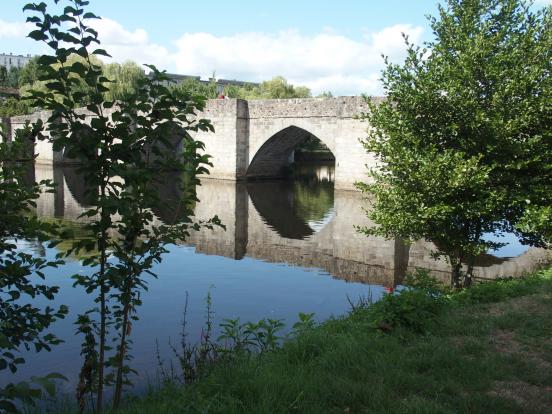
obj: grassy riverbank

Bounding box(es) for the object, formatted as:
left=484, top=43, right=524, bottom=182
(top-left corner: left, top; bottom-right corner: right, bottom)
left=105, top=267, right=552, bottom=414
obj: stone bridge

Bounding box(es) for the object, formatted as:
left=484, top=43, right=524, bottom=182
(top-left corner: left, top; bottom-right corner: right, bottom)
left=3, top=97, right=376, bottom=190
left=194, top=97, right=376, bottom=190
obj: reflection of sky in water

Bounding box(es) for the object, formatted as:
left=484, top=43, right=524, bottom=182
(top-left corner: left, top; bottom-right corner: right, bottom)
left=8, top=241, right=383, bottom=394
left=308, top=207, right=336, bottom=233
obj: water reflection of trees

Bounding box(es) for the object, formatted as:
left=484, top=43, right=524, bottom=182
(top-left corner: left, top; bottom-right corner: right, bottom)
left=33, top=164, right=545, bottom=283
left=247, top=171, right=335, bottom=240
left=148, top=171, right=197, bottom=225
left=293, top=180, right=334, bottom=225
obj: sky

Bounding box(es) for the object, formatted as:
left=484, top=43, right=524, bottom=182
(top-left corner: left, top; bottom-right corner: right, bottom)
left=1, top=0, right=551, bottom=95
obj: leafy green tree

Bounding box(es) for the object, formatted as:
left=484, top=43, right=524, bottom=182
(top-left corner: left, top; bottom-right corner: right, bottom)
left=20, top=53, right=103, bottom=107
left=0, top=66, right=7, bottom=86
left=8, top=68, right=21, bottom=89
left=255, top=76, right=311, bottom=98
left=20, top=57, right=147, bottom=107
left=295, top=135, right=333, bottom=155
left=171, top=77, right=218, bottom=99
left=17, top=56, right=42, bottom=87
left=223, top=82, right=257, bottom=98
left=358, top=0, right=551, bottom=288
left=1, top=63, right=34, bottom=89
left=0, top=98, right=31, bottom=117
left=317, top=91, right=334, bottom=98
left=224, top=76, right=311, bottom=99
left=516, top=206, right=551, bottom=248
left=102, top=61, right=145, bottom=101
left=0, top=126, right=68, bottom=413
left=23, top=0, right=219, bottom=411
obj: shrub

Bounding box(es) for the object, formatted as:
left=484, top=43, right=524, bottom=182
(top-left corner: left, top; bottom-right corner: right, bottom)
left=369, top=289, right=446, bottom=334
left=403, top=268, right=448, bottom=296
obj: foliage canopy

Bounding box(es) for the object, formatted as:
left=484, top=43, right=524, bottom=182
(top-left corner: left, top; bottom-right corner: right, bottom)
left=358, top=0, right=551, bottom=287
left=1, top=0, right=219, bottom=412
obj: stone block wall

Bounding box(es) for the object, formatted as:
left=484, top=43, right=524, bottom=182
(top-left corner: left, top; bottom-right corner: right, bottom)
left=193, top=99, right=248, bottom=181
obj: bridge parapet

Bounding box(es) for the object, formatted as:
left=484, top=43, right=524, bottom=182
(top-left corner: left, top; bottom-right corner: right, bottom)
left=246, top=96, right=378, bottom=119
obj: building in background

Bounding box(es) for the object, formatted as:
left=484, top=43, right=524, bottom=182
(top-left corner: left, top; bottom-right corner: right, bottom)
left=148, top=73, right=202, bottom=88
left=213, top=78, right=259, bottom=95
left=0, top=53, right=32, bottom=71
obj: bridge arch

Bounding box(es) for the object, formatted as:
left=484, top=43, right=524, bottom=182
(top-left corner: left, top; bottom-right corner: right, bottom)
left=246, top=125, right=336, bottom=179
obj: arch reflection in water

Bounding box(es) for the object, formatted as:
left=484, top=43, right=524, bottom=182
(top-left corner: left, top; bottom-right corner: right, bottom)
left=246, top=177, right=335, bottom=240
left=148, top=170, right=198, bottom=225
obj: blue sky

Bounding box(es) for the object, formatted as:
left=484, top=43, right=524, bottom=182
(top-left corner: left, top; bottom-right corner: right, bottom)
left=1, top=0, right=551, bottom=95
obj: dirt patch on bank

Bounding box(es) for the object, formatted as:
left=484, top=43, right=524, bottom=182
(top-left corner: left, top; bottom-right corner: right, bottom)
left=488, top=293, right=551, bottom=367
left=486, top=293, right=552, bottom=411
left=489, top=380, right=552, bottom=411
left=485, top=293, right=550, bottom=317
left=492, top=328, right=551, bottom=370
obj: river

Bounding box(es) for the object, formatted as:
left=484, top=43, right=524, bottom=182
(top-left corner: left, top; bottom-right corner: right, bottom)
left=3, top=161, right=544, bottom=394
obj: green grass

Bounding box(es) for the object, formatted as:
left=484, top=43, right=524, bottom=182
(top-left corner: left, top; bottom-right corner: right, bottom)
left=108, top=267, right=552, bottom=414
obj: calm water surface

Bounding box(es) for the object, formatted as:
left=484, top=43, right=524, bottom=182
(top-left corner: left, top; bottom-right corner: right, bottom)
left=3, top=162, right=540, bottom=393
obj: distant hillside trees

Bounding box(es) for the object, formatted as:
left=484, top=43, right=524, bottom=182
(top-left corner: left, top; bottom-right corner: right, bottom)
left=224, top=76, right=311, bottom=99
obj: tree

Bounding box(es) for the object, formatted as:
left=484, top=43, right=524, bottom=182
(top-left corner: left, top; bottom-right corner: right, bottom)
left=17, top=56, right=42, bottom=87
left=102, top=61, right=145, bottom=101
left=0, top=66, right=7, bottom=86
left=22, top=1, right=219, bottom=412
left=20, top=53, right=104, bottom=107
left=171, top=77, right=218, bottom=99
left=224, top=76, right=312, bottom=99
left=0, top=67, right=22, bottom=89
left=516, top=206, right=552, bottom=248
left=256, top=76, right=311, bottom=98
left=358, top=0, right=551, bottom=288
left=0, top=97, right=31, bottom=117
left=317, top=91, right=334, bottom=98
left=0, top=126, right=68, bottom=413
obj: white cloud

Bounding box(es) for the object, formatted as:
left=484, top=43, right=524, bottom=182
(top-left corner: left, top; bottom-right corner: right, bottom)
left=370, top=24, right=424, bottom=58
left=535, top=0, right=552, bottom=5
left=0, top=20, right=33, bottom=39
left=1, top=16, right=424, bottom=96
left=172, top=24, right=423, bottom=95
left=89, top=18, right=172, bottom=70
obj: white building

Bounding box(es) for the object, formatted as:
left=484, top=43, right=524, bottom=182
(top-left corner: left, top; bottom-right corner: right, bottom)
left=1, top=53, right=32, bottom=70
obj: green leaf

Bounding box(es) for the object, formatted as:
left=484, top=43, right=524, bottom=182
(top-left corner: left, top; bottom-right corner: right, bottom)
left=83, top=12, right=100, bottom=19
left=37, top=55, right=58, bottom=65
left=27, top=30, right=48, bottom=41
left=92, top=48, right=111, bottom=58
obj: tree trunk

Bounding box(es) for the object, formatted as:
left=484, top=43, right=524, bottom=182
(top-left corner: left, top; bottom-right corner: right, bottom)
left=113, top=295, right=130, bottom=410
left=96, top=185, right=109, bottom=414
left=463, top=257, right=475, bottom=288
left=451, top=260, right=462, bottom=289
left=96, top=254, right=106, bottom=413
